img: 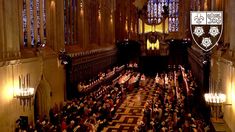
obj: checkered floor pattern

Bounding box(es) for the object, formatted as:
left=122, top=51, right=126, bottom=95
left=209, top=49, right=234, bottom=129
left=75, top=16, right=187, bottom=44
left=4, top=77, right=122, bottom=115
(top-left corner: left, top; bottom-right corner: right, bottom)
left=103, top=78, right=156, bottom=132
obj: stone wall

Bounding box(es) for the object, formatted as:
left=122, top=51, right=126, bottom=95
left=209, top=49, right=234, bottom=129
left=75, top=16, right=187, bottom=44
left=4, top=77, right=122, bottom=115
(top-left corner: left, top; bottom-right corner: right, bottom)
left=211, top=52, right=235, bottom=132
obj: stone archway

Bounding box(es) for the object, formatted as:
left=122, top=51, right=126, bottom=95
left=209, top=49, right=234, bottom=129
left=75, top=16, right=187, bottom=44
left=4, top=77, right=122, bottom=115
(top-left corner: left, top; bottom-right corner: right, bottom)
left=34, top=77, right=51, bottom=121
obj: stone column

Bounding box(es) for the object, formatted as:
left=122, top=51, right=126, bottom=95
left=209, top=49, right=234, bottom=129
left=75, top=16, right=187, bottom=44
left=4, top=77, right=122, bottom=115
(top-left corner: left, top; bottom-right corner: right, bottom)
left=83, top=0, right=89, bottom=49
left=1, top=0, right=20, bottom=59
left=0, top=0, right=5, bottom=59
left=47, top=0, right=56, bottom=50
left=222, top=0, right=229, bottom=45
left=55, top=0, right=65, bottom=51
left=229, top=0, right=235, bottom=50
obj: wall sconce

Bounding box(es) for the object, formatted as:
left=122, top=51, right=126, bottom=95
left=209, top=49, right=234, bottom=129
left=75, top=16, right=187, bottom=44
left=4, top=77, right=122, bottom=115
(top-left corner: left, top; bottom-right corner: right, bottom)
left=80, top=0, right=84, bottom=15
left=204, top=78, right=232, bottom=120
left=80, top=0, right=83, bottom=8
left=51, top=0, right=55, bottom=8
left=125, top=20, right=128, bottom=32
left=98, top=9, right=101, bottom=21
left=204, top=93, right=226, bottom=104
left=130, top=23, right=133, bottom=32
left=13, top=74, right=34, bottom=107
left=204, top=92, right=226, bottom=120
left=110, top=14, right=113, bottom=23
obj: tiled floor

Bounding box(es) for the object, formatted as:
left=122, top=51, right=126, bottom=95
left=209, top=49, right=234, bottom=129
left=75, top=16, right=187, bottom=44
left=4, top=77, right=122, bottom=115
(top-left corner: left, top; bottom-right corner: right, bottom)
left=103, top=78, right=156, bottom=132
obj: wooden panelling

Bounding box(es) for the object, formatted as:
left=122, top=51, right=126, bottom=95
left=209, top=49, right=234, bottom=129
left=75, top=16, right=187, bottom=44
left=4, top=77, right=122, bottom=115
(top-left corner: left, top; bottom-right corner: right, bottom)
left=188, top=46, right=210, bottom=92
left=66, top=47, right=118, bottom=99
left=115, top=0, right=138, bottom=41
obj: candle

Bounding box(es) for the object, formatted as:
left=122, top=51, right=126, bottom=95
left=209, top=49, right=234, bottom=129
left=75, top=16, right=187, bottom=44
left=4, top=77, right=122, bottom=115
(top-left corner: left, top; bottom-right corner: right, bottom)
left=19, top=76, right=21, bottom=89
left=23, top=75, right=25, bottom=89
left=29, top=74, right=30, bottom=88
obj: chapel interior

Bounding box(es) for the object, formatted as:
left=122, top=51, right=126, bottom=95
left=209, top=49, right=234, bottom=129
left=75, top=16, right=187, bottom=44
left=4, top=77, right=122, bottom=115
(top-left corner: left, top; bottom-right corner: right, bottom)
left=0, top=0, right=235, bottom=131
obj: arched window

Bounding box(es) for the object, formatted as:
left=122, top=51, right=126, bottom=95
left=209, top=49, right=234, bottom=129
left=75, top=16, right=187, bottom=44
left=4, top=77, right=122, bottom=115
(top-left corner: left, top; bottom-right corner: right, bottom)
left=147, top=0, right=179, bottom=32
left=64, top=0, right=79, bottom=45
left=22, top=0, right=46, bottom=47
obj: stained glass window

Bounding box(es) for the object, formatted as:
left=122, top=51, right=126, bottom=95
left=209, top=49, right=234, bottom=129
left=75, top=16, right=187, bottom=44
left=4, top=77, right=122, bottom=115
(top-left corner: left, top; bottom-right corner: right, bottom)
left=147, top=0, right=179, bottom=32
left=30, top=0, right=34, bottom=45
left=43, top=0, right=46, bottom=42
left=23, top=0, right=27, bottom=45
left=22, top=0, right=46, bottom=47
left=36, top=0, right=40, bottom=43
left=64, top=0, right=79, bottom=45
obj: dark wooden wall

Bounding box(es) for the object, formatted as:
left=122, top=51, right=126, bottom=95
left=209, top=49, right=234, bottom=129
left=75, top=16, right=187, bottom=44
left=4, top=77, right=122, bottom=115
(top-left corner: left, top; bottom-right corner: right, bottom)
left=188, top=46, right=211, bottom=123
left=66, top=47, right=118, bottom=99
left=139, top=39, right=190, bottom=76
left=188, top=46, right=210, bottom=92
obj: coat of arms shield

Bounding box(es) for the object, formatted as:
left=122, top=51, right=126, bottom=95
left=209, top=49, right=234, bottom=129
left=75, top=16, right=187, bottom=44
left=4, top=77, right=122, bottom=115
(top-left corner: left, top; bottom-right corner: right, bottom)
left=190, top=11, right=223, bottom=52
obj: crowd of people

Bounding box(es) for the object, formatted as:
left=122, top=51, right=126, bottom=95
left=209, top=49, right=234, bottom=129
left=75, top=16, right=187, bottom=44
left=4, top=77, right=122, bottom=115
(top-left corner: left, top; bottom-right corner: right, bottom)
left=18, top=68, right=138, bottom=132
left=137, top=66, right=210, bottom=132
left=16, top=63, right=211, bottom=132
left=77, top=65, right=125, bottom=94
left=118, top=70, right=140, bottom=92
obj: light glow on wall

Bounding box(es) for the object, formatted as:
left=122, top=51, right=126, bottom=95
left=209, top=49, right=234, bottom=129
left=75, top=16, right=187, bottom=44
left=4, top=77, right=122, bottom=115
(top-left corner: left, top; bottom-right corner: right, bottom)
left=165, top=17, right=169, bottom=34
left=204, top=0, right=208, bottom=10
left=156, top=39, right=159, bottom=49
left=139, top=19, right=142, bottom=33
left=51, top=1, right=55, bottom=8
left=147, top=39, right=159, bottom=50
left=145, top=23, right=163, bottom=33
left=80, top=0, right=84, bottom=15
left=228, top=68, right=235, bottom=110
left=231, top=82, right=235, bottom=105
left=2, top=85, right=14, bottom=101
left=125, top=20, right=128, bottom=32
left=80, top=0, right=83, bottom=8
left=226, top=80, right=233, bottom=104
left=147, top=39, right=150, bottom=50
left=80, top=9, right=84, bottom=16
left=204, top=93, right=226, bottom=103
left=13, top=87, right=34, bottom=98
left=98, top=9, right=101, bottom=21
left=110, top=14, right=113, bottom=23
left=130, top=23, right=133, bottom=32
left=138, top=19, right=163, bottom=33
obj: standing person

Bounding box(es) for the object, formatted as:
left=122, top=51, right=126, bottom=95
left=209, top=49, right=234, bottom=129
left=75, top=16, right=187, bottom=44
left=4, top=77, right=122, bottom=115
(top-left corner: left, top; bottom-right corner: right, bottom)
left=144, top=105, right=152, bottom=130
left=61, top=118, right=67, bottom=131
left=49, top=108, right=55, bottom=125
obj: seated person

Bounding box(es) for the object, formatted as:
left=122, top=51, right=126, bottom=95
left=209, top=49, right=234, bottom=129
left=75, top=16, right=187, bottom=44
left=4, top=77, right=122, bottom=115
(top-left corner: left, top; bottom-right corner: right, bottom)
left=134, top=63, right=138, bottom=68
left=155, top=73, right=160, bottom=84
left=77, top=82, right=84, bottom=92
left=140, top=74, right=146, bottom=81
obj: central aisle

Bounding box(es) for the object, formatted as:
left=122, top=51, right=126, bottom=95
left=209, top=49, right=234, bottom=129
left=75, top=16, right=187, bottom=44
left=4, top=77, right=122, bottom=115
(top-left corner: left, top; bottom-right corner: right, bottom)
left=103, top=78, right=156, bottom=132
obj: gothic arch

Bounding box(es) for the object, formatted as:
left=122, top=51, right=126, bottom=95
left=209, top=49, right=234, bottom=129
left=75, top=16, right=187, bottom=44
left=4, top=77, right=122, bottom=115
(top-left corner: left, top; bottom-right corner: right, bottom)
left=34, top=77, right=51, bottom=121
